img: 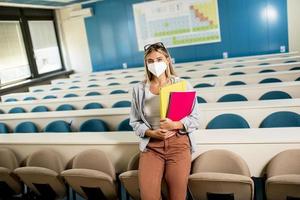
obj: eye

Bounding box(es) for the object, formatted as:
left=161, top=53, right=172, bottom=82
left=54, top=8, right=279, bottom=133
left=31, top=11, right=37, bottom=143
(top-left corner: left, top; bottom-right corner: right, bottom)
left=147, top=59, right=154, bottom=64
left=157, top=58, right=163, bottom=62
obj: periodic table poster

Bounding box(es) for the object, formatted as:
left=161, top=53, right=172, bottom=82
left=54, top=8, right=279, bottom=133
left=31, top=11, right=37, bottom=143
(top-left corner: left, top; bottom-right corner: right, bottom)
left=133, top=0, right=221, bottom=51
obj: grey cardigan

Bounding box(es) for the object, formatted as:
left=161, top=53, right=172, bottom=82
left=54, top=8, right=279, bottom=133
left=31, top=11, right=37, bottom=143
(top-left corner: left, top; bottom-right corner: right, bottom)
left=129, top=76, right=200, bottom=153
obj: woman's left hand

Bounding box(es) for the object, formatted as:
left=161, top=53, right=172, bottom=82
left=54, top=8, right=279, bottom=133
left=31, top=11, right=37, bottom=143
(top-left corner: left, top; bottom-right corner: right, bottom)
left=160, top=118, right=175, bottom=130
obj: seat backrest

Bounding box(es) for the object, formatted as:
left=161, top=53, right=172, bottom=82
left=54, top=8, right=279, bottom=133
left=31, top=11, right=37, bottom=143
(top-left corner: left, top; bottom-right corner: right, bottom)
left=0, top=109, right=4, bottom=114
left=194, top=83, right=214, bottom=88
left=192, top=149, right=251, bottom=176
left=259, top=78, right=282, bottom=84
left=73, top=149, right=115, bottom=180
left=118, top=119, right=133, bottom=131
left=4, top=98, right=17, bottom=102
left=259, top=91, right=292, bottom=100
left=108, top=82, right=120, bottom=86
left=296, top=77, right=300, bottom=81
left=110, top=90, right=127, bottom=94
left=203, top=74, right=217, bottom=78
left=259, top=69, right=276, bottom=73
left=79, top=119, right=109, bottom=132
left=197, top=96, right=207, bottom=104
left=26, top=149, right=65, bottom=173
left=0, top=123, right=9, bottom=133
left=8, top=107, right=26, bottom=114
left=230, top=72, right=245, bottom=76
left=0, top=148, right=19, bottom=170
left=31, top=106, right=49, bottom=112
left=127, top=153, right=140, bottom=171
left=225, top=81, right=246, bottom=86
left=44, top=120, right=72, bottom=132
left=217, top=94, right=248, bottom=102
left=112, top=100, right=131, bottom=108
left=290, top=66, right=300, bottom=71
left=15, top=121, right=38, bottom=133
left=56, top=104, right=75, bottom=111
left=24, top=97, right=37, bottom=101
left=63, top=94, right=79, bottom=98
left=43, top=95, right=57, bottom=99
left=87, top=84, right=100, bottom=88
left=259, top=111, right=300, bottom=128
left=267, top=149, right=300, bottom=178
left=83, top=102, right=104, bottom=110
left=85, top=91, right=101, bottom=96
left=206, top=114, right=250, bottom=129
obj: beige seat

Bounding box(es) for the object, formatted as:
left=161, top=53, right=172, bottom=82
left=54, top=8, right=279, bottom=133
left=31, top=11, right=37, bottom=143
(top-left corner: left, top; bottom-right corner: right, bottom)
left=14, top=148, right=67, bottom=200
left=61, top=149, right=117, bottom=200
left=119, top=152, right=168, bottom=200
left=188, top=149, right=254, bottom=200
left=0, top=148, right=23, bottom=198
left=266, top=149, right=300, bottom=200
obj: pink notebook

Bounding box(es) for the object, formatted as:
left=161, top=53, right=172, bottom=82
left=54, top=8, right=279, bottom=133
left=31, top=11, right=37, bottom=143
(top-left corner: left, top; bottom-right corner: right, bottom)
left=166, top=91, right=196, bottom=121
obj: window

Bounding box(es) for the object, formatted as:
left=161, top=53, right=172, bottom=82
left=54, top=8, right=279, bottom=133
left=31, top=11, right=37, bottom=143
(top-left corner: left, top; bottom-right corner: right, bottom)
left=0, top=7, right=64, bottom=87
left=0, top=21, right=31, bottom=85
left=28, top=21, right=63, bottom=74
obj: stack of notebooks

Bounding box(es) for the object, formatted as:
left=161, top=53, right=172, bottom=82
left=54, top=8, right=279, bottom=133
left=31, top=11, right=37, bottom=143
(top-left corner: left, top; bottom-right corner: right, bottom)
left=160, top=80, right=196, bottom=121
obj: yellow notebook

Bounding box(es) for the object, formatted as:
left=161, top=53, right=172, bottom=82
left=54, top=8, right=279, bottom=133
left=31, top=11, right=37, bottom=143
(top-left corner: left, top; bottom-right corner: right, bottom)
left=160, top=80, right=187, bottom=119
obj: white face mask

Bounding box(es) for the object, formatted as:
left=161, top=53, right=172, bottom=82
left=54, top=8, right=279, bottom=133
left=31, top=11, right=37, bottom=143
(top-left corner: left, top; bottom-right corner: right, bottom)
left=147, top=61, right=167, bottom=77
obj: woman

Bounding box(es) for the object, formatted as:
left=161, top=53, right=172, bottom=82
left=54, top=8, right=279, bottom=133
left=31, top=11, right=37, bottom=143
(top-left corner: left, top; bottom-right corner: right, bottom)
left=129, top=42, right=200, bottom=200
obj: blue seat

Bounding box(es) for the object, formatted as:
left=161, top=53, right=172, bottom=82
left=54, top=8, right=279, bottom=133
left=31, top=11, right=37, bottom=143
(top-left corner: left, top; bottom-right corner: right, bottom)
left=72, top=80, right=80, bottom=83
left=259, top=69, right=276, bottom=73
left=43, top=95, right=57, bottom=99
left=0, top=123, right=9, bottom=133
left=79, top=119, right=109, bottom=132
left=259, top=63, right=270, bottom=66
left=33, top=89, right=44, bottom=92
left=106, top=77, right=116, bottom=80
left=112, top=100, right=131, bottom=108
left=118, top=119, right=133, bottom=131
left=217, top=94, right=248, bottom=102
left=206, top=114, right=250, bottom=129
left=233, top=65, right=245, bottom=68
left=8, top=107, right=26, bottom=114
left=85, top=92, right=102, bottom=96
left=203, top=74, right=217, bottom=78
left=108, top=82, right=120, bottom=86
left=197, top=96, right=207, bottom=104
left=68, top=86, right=80, bottom=89
left=4, top=98, right=17, bottom=102
left=259, top=111, right=300, bottom=128
left=230, top=72, right=245, bottom=76
left=290, top=67, right=300, bottom=71
left=56, top=104, right=75, bottom=111
left=130, top=81, right=140, bottom=84
left=50, top=87, right=61, bottom=91
left=225, top=81, right=246, bottom=86
left=209, top=67, right=219, bottom=70
left=284, top=60, right=297, bottom=63
left=31, top=106, right=49, bottom=112
left=23, top=97, right=37, bottom=101
left=57, top=82, right=65, bottom=84
left=110, top=90, right=127, bottom=94
left=125, top=75, right=134, bottom=78
left=259, top=91, right=292, bottom=100
left=83, top=102, right=104, bottom=110
left=63, top=94, right=79, bottom=98
left=87, top=84, right=100, bottom=88
left=180, top=76, right=191, bottom=79
left=15, top=122, right=38, bottom=133
left=194, top=83, right=214, bottom=88
left=186, top=69, right=197, bottom=72
left=259, top=78, right=282, bottom=84
left=295, top=77, right=300, bottom=81
left=44, top=120, right=72, bottom=132
left=88, top=79, right=98, bottom=81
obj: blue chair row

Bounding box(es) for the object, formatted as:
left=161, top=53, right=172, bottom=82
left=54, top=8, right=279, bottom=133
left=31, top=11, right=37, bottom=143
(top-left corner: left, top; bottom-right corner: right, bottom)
left=4, top=90, right=129, bottom=102
left=0, top=101, right=131, bottom=114
left=0, top=118, right=133, bottom=134
left=206, top=111, right=300, bottom=129
left=196, top=90, right=292, bottom=103
left=193, top=77, right=300, bottom=88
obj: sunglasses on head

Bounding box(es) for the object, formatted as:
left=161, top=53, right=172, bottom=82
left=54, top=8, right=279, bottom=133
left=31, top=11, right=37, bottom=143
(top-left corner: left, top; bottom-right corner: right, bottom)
left=144, top=42, right=165, bottom=51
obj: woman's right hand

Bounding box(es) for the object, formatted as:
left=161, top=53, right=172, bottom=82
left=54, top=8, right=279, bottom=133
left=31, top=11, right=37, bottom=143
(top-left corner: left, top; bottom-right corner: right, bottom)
left=146, top=129, right=176, bottom=140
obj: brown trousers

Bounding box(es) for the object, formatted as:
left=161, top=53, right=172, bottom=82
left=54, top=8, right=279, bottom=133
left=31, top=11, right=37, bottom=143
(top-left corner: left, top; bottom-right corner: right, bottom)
left=138, top=133, right=191, bottom=200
